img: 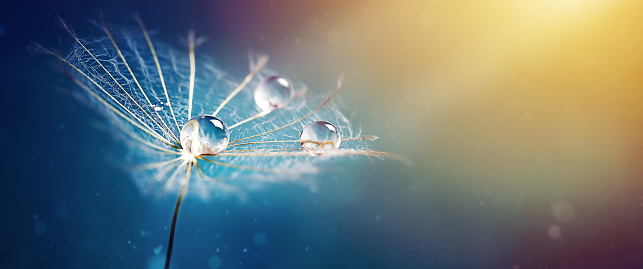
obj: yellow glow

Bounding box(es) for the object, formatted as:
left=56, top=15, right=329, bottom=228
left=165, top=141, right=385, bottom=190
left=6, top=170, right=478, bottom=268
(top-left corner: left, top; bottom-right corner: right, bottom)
left=291, top=0, right=643, bottom=200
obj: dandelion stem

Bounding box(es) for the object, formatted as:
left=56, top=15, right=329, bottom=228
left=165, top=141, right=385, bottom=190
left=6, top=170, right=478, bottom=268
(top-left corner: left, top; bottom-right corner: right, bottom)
left=165, top=162, right=193, bottom=269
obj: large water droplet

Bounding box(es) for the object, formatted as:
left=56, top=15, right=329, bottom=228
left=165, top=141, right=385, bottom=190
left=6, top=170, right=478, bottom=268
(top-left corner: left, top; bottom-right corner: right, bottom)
left=254, top=76, right=294, bottom=111
left=152, top=101, right=165, bottom=111
left=180, top=115, right=230, bottom=155
left=300, top=121, right=341, bottom=154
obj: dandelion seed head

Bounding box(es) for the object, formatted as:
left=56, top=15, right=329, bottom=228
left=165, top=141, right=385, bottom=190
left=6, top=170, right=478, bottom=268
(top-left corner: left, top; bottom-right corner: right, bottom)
left=48, top=18, right=381, bottom=199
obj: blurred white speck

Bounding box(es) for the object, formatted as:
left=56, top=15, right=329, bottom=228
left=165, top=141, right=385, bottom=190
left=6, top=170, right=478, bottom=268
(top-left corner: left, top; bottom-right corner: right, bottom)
left=207, top=256, right=222, bottom=268
left=140, top=230, right=151, bottom=237
left=375, top=214, right=382, bottom=222
left=34, top=221, right=47, bottom=235
left=243, top=248, right=247, bottom=253
left=153, top=245, right=163, bottom=255
left=127, top=240, right=131, bottom=244
left=548, top=225, right=562, bottom=240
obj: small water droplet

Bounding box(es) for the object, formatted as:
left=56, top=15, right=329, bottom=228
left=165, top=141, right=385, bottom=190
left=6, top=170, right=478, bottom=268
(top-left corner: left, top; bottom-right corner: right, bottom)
left=152, top=101, right=165, bottom=111
left=300, top=121, right=341, bottom=154
left=254, top=76, right=294, bottom=111
left=180, top=115, right=230, bottom=155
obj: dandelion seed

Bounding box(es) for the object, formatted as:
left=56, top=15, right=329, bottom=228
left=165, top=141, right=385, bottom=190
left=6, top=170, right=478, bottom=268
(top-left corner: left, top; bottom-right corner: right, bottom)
left=37, top=13, right=394, bottom=269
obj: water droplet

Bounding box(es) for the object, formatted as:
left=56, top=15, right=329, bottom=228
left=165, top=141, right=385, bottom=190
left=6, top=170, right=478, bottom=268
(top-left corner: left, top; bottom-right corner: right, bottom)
left=152, top=101, right=165, bottom=111
left=181, top=115, right=230, bottom=155
left=254, top=76, right=294, bottom=111
left=300, top=121, right=341, bottom=154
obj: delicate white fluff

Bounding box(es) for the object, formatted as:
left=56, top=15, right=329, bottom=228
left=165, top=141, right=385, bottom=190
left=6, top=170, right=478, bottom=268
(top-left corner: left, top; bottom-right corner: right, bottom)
left=54, top=18, right=379, bottom=199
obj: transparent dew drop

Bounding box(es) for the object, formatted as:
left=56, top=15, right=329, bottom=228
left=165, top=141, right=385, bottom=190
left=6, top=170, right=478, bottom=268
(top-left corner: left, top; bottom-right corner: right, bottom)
left=152, top=101, right=165, bottom=111
left=254, top=75, right=294, bottom=111
left=300, top=121, right=341, bottom=155
left=180, top=115, right=230, bottom=156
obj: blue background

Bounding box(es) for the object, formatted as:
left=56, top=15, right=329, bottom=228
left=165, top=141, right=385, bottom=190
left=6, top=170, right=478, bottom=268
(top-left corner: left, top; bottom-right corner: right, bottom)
left=2, top=0, right=643, bottom=268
